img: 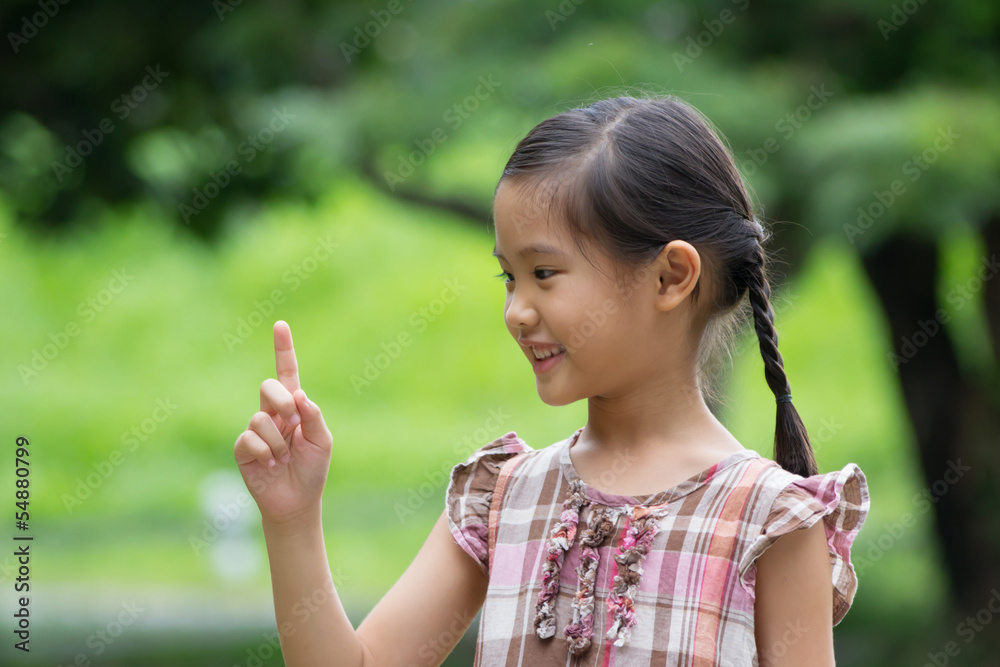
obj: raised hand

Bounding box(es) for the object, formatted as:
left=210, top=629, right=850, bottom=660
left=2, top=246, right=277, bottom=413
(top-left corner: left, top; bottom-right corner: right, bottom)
left=234, top=320, right=333, bottom=526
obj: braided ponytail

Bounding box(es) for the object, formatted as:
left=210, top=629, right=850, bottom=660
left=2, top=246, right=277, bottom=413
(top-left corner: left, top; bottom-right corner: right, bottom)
left=745, top=226, right=819, bottom=478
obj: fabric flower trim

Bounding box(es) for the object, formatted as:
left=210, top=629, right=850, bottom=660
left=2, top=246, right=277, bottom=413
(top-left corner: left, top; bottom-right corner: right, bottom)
left=533, top=478, right=671, bottom=656
left=564, top=503, right=617, bottom=655
left=534, top=479, right=590, bottom=639
left=605, top=505, right=665, bottom=647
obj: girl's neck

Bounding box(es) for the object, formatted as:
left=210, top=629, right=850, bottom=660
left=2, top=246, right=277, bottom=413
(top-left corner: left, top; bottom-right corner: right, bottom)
left=580, top=392, right=743, bottom=462
left=569, top=401, right=746, bottom=498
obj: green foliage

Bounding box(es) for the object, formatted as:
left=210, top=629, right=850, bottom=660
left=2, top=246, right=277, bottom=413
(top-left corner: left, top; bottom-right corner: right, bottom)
left=790, top=86, right=1000, bottom=251
left=0, top=182, right=939, bottom=631
left=2, top=0, right=997, bottom=661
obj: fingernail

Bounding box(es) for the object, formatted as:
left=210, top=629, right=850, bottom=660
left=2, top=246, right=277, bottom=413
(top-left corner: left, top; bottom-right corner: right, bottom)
left=281, top=453, right=290, bottom=463
left=267, top=458, right=276, bottom=467
left=288, top=413, right=301, bottom=428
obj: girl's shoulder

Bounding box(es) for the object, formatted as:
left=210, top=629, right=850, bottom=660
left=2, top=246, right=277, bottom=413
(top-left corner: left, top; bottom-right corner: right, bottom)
left=453, top=430, right=536, bottom=472
left=443, top=431, right=539, bottom=578
left=741, top=457, right=870, bottom=532
left=734, top=457, right=871, bottom=625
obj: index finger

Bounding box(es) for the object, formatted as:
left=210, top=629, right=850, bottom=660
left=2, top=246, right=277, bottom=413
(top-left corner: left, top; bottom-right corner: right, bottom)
left=273, top=320, right=301, bottom=394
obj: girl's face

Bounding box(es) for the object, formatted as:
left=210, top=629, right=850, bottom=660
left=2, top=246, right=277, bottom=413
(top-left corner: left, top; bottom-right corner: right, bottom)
left=492, top=178, right=687, bottom=407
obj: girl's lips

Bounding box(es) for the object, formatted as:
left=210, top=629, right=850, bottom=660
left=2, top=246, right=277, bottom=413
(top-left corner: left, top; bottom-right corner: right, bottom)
left=531, top=348, right=566, bottom=374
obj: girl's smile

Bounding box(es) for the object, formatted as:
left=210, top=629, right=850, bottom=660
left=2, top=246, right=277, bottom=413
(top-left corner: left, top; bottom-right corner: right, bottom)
left=529, top=347, right=567, bottom=374
left=520, top=339, right=568, bottom=374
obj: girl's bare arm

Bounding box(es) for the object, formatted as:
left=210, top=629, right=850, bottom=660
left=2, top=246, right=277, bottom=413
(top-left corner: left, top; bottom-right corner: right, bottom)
left=236, top=321, right=487, bottom=666
left=261, top=507, right=488, bottom=667
left=261, top=508, right=364, bottom=667
left=355, top=508, right=489, bottom=667
left=753, top=520, right=836, bottom=666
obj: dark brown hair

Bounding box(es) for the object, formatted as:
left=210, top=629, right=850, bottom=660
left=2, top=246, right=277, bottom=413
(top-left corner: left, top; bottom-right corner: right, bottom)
left=494, top=93, right=818, bottom=478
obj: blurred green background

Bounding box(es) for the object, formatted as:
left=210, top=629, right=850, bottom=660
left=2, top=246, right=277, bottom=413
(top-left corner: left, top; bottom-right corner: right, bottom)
left=1, top=0, right=999, bottom=665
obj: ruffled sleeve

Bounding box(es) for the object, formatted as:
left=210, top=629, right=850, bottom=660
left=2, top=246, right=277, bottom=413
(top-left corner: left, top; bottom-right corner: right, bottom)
left=445, top=431, right=533, bottom=578
left=737, top=463, right=870, bottom=625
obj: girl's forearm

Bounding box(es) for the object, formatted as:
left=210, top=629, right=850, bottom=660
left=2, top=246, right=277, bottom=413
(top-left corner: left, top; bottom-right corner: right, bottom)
left=261, top=511, right=367, bottom=667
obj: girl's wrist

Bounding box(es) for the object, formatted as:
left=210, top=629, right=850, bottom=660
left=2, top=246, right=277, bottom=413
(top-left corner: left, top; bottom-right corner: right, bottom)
left=261, top=505, right=324, bottom=539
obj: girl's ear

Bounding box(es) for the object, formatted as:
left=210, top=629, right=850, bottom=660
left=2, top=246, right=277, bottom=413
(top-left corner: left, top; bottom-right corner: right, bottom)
left=653, top=240, right=701, bottom=312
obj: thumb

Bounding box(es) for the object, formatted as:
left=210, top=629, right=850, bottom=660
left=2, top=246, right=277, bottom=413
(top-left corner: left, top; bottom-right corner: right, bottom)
left=294, top=389, right=332, bottom=448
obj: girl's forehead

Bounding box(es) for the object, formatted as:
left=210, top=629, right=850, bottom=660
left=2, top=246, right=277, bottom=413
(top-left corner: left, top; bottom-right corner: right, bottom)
left=493, top=221, right=571, bottom=262
left=491, top=237, right=566, bottom=262
left=494, top=185, right=545, bottom=227
left=494, top=175, right=567, bottom=222
left=493, top=186, right=570, bottom=250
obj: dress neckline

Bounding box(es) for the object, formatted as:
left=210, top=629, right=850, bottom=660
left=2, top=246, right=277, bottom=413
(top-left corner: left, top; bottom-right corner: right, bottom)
left=557, top=426, right=761, bottom=507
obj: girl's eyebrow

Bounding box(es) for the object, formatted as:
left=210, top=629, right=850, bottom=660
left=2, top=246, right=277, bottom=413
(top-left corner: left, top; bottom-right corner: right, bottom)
left=492, top=242, right=564, bottom=260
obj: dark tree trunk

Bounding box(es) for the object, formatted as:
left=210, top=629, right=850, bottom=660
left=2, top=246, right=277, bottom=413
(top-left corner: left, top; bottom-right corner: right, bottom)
left=860, top=228, right=1000, bottom=653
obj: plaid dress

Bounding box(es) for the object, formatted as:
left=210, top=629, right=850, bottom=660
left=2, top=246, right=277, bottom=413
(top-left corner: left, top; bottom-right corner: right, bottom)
left=445, top=427, right=870, bottom=666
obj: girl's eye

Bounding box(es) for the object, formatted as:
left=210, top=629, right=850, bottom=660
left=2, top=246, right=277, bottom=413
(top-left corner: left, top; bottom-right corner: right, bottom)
left=493, top=269, right=554, bottom=283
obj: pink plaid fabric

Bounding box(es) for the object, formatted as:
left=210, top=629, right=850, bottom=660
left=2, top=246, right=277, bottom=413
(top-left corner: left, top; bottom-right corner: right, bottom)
left=445, top=427, right=870, bottom=666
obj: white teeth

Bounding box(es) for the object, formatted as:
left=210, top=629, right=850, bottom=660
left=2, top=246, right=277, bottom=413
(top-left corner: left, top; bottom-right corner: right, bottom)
left=532, top=346, right=566, bottom=360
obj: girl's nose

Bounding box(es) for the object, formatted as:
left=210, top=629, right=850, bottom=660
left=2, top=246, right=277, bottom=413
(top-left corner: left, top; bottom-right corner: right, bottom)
left=505, top=289, right=539, bottom=330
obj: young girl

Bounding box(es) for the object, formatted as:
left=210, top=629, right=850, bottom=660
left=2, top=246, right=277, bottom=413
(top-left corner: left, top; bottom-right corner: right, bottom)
left=233, top=93, right=870, bottom=666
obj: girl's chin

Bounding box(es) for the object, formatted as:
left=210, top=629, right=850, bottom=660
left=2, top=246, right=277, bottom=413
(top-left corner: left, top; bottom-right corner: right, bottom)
left=536, top=386, right=578, bottom=407
left=540, top=396, right=572, bottom=407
